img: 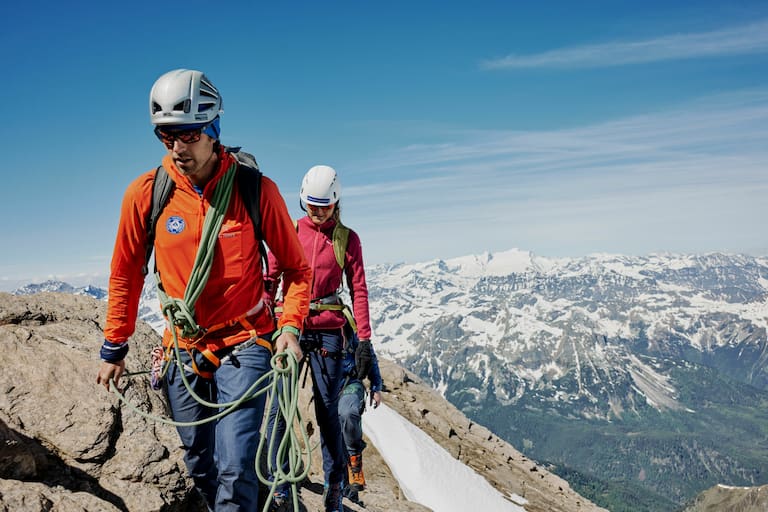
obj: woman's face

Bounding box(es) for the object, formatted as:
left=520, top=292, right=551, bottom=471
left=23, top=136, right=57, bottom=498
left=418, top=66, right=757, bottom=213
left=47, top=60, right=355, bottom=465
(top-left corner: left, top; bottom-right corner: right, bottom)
left=306, top=203, right=336, bottom=225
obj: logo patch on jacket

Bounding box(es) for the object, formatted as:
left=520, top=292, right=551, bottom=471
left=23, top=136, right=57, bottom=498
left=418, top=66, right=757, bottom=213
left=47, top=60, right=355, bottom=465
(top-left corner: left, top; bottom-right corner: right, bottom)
left=166, top=216, right=185, bottom=234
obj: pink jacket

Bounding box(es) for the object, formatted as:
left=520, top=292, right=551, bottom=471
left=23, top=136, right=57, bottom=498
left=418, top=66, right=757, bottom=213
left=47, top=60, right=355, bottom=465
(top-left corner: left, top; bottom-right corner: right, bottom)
left=265, top=215, right=372, bottom=340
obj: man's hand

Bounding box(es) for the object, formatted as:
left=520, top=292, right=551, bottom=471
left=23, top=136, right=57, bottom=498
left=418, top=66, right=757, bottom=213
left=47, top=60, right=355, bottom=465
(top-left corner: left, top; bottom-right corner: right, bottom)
left=355, top=339, right=373, bottom=381
left=274, top=330, right=303, bottom=365
left=96, top=360, right=126, bottom=392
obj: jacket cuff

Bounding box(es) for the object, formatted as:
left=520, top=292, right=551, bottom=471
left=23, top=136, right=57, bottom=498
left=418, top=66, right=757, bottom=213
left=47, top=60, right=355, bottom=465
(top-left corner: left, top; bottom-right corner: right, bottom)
left=100, top=339, right=129, bottom=362
left=272, top=325, right=301, bottom=341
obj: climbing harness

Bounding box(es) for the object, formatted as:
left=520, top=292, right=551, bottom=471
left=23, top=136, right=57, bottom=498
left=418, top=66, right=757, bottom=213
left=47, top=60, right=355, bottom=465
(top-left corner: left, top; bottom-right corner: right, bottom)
left=276, top=292, right=358, bottom=334
left=151, top=161, right=270, bottom=380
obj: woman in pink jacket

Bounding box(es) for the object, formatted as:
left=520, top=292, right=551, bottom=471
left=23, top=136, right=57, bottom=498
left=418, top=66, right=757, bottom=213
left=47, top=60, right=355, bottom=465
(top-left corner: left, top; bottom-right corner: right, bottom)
left=264, top=165, right=374, bottom=512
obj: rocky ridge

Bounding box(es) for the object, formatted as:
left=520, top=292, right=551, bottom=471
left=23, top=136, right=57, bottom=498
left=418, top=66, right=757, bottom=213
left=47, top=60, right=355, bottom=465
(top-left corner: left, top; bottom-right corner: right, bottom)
left=0, top=292, right=604, bottom=512
left=681, top=483, right=768, bottom=512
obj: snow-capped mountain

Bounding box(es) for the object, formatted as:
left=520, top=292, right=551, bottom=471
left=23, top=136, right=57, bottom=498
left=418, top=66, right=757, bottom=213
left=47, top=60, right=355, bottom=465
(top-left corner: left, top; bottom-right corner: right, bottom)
left=367, top=249, right=768, bottom=417
left=364, top=249, right=768, bottom=509
left=12, top=277, right=164, bottom=333
left=13, top=280, right=109, bottom=300
left=136, top=276, right=165, bottom=333
left=16, top=251, right=768, bottom=418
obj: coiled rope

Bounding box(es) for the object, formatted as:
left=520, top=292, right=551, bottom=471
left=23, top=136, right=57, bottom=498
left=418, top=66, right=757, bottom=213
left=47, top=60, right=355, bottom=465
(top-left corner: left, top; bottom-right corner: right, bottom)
left=112, top=345, right=311, bottom=512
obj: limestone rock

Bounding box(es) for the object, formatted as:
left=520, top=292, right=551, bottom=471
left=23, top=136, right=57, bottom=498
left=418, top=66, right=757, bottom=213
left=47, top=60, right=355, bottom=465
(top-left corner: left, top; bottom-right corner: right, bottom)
left=0, top=292, right=198, bottom=512
left=0, top=292, right=606, bottom=511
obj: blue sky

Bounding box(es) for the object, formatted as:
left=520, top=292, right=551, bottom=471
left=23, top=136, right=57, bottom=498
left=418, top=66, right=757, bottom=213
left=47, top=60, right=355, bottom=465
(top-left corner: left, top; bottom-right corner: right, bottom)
left=2, top=1, right=767, bottom=289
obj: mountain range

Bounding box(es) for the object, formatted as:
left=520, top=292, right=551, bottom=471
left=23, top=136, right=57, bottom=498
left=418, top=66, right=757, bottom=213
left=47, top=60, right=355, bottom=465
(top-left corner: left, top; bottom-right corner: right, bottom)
left=363, top=249, right=768, bottom=511
left=14, top=249, right=768, bottom=511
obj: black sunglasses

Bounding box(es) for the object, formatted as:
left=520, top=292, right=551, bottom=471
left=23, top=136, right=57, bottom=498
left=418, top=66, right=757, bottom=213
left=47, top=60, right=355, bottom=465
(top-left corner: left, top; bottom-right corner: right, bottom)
left=154, top=125, right=205, bottom=149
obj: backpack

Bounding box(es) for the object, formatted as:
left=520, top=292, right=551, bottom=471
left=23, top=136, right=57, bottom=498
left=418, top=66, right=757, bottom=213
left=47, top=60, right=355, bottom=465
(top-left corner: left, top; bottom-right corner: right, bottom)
left=141, top=147, right=265, bottom=276
left=331, top=222, right=350, bottom=270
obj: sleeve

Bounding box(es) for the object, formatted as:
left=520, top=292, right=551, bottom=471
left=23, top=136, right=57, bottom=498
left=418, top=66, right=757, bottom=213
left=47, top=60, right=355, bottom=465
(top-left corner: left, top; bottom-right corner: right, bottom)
left=259, top=176, right=311, bottom=330
left=345, top=229, right=372, bottom=340
left=103, top=172, right=155, bottom=344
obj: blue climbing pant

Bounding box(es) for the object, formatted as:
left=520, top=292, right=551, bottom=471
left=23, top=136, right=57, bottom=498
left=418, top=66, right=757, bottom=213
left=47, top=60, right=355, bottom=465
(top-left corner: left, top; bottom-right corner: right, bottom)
left=338, top=380, right=366, bottom=456
left=165, top=342, right=271, bottom=512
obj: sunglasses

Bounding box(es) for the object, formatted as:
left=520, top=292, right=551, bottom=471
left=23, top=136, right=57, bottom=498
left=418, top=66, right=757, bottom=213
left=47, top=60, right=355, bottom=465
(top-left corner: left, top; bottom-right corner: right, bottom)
left=307, top=203, right=335, bottom=211
left=154, top=125, right=205, bottom=149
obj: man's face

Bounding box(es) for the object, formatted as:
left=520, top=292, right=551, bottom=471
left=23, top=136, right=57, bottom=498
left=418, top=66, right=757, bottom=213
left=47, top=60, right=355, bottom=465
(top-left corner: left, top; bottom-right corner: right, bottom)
left=168, top=134, right=216, bottom=179
left=155, top=125, right=216, bottom=179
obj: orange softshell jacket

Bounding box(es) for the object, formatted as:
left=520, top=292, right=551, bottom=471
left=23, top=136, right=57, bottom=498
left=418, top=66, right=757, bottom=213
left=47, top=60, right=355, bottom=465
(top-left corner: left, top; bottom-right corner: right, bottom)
left=105, top=149, right=311, bottom=353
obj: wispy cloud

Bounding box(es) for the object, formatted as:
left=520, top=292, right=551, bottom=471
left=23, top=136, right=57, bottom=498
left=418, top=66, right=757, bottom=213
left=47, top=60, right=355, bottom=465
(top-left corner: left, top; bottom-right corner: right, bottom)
left=350, top=89, right=768, bottom=192
left=344, top=90, right=768, bottom=262
left=482, top=20, right=768, bottom=69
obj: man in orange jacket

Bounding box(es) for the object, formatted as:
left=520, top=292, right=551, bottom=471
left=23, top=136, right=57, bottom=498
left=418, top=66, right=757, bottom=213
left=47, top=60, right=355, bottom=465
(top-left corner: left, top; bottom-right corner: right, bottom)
left=96, top=69, right=311, bottom=512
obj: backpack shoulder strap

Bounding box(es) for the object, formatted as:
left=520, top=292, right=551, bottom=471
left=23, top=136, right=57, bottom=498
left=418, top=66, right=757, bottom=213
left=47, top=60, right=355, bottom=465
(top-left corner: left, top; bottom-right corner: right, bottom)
left=231, top=151, right=266, bottom=268
left=143, top=165, right=175, bottom=276
left=143, top=152, right=267, bottom=276
left=332, top=222, right=350, bottom=270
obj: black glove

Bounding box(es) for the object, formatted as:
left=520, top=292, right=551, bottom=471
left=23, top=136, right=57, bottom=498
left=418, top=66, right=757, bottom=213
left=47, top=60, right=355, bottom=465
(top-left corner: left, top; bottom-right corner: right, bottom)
left=355, top=339, right=373, bottom=381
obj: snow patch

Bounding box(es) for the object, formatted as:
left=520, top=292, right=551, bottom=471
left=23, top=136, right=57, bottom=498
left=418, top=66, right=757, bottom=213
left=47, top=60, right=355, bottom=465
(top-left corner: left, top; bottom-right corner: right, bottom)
left=363, top=404, right=525, bottom=511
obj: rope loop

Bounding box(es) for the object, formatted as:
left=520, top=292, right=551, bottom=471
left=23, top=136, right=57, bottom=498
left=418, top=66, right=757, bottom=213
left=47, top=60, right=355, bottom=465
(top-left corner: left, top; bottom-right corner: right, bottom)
left=110, top=345, right=311, bottom=512
left=159, top=295, right=202, bottom=339
left=257, top=351, right=312, bottom=512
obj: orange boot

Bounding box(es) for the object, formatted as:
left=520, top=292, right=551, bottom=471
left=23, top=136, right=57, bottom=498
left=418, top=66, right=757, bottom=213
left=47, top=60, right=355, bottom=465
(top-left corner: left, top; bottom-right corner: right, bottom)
left=347, top=453, right=366, bottom=491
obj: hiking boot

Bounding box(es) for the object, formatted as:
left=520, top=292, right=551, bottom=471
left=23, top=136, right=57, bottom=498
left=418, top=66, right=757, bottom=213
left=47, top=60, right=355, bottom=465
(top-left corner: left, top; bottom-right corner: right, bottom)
left=347, top=453, right=366, bottom=491
left=269, top=490, right=291, bottom=512
left=323, top=481, right=343, bottom=512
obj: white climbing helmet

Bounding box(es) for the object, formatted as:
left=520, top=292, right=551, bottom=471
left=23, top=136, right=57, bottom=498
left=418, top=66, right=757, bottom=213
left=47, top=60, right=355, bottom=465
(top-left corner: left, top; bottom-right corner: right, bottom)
left=300, top=165, right=341, bottom=206
left=149, top=69, right=223, bottom=126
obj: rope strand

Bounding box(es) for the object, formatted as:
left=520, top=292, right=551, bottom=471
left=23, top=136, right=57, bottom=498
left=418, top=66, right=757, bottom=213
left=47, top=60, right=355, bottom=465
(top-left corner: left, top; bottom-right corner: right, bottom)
left=156, top=161, right=238, bottom=339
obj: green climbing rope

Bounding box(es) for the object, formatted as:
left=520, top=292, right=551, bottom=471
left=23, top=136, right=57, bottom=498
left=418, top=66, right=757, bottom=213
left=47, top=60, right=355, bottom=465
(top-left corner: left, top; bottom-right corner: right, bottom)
left=110, top=347, right=311, bottom=512
left=156, top=160, right=237, bottom=340
left=257, top=353, right=313, bottom=512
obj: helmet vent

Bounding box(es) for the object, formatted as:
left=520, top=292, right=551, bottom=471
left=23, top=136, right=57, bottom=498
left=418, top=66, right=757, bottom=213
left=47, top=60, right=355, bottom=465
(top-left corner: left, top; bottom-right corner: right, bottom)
left=150, top=69, right=222, bottom=125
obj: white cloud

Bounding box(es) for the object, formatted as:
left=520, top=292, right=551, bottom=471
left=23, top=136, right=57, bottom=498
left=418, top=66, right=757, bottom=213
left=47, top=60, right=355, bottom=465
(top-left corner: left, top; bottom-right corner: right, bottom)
left=482, top=20, right=768, bottom=69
